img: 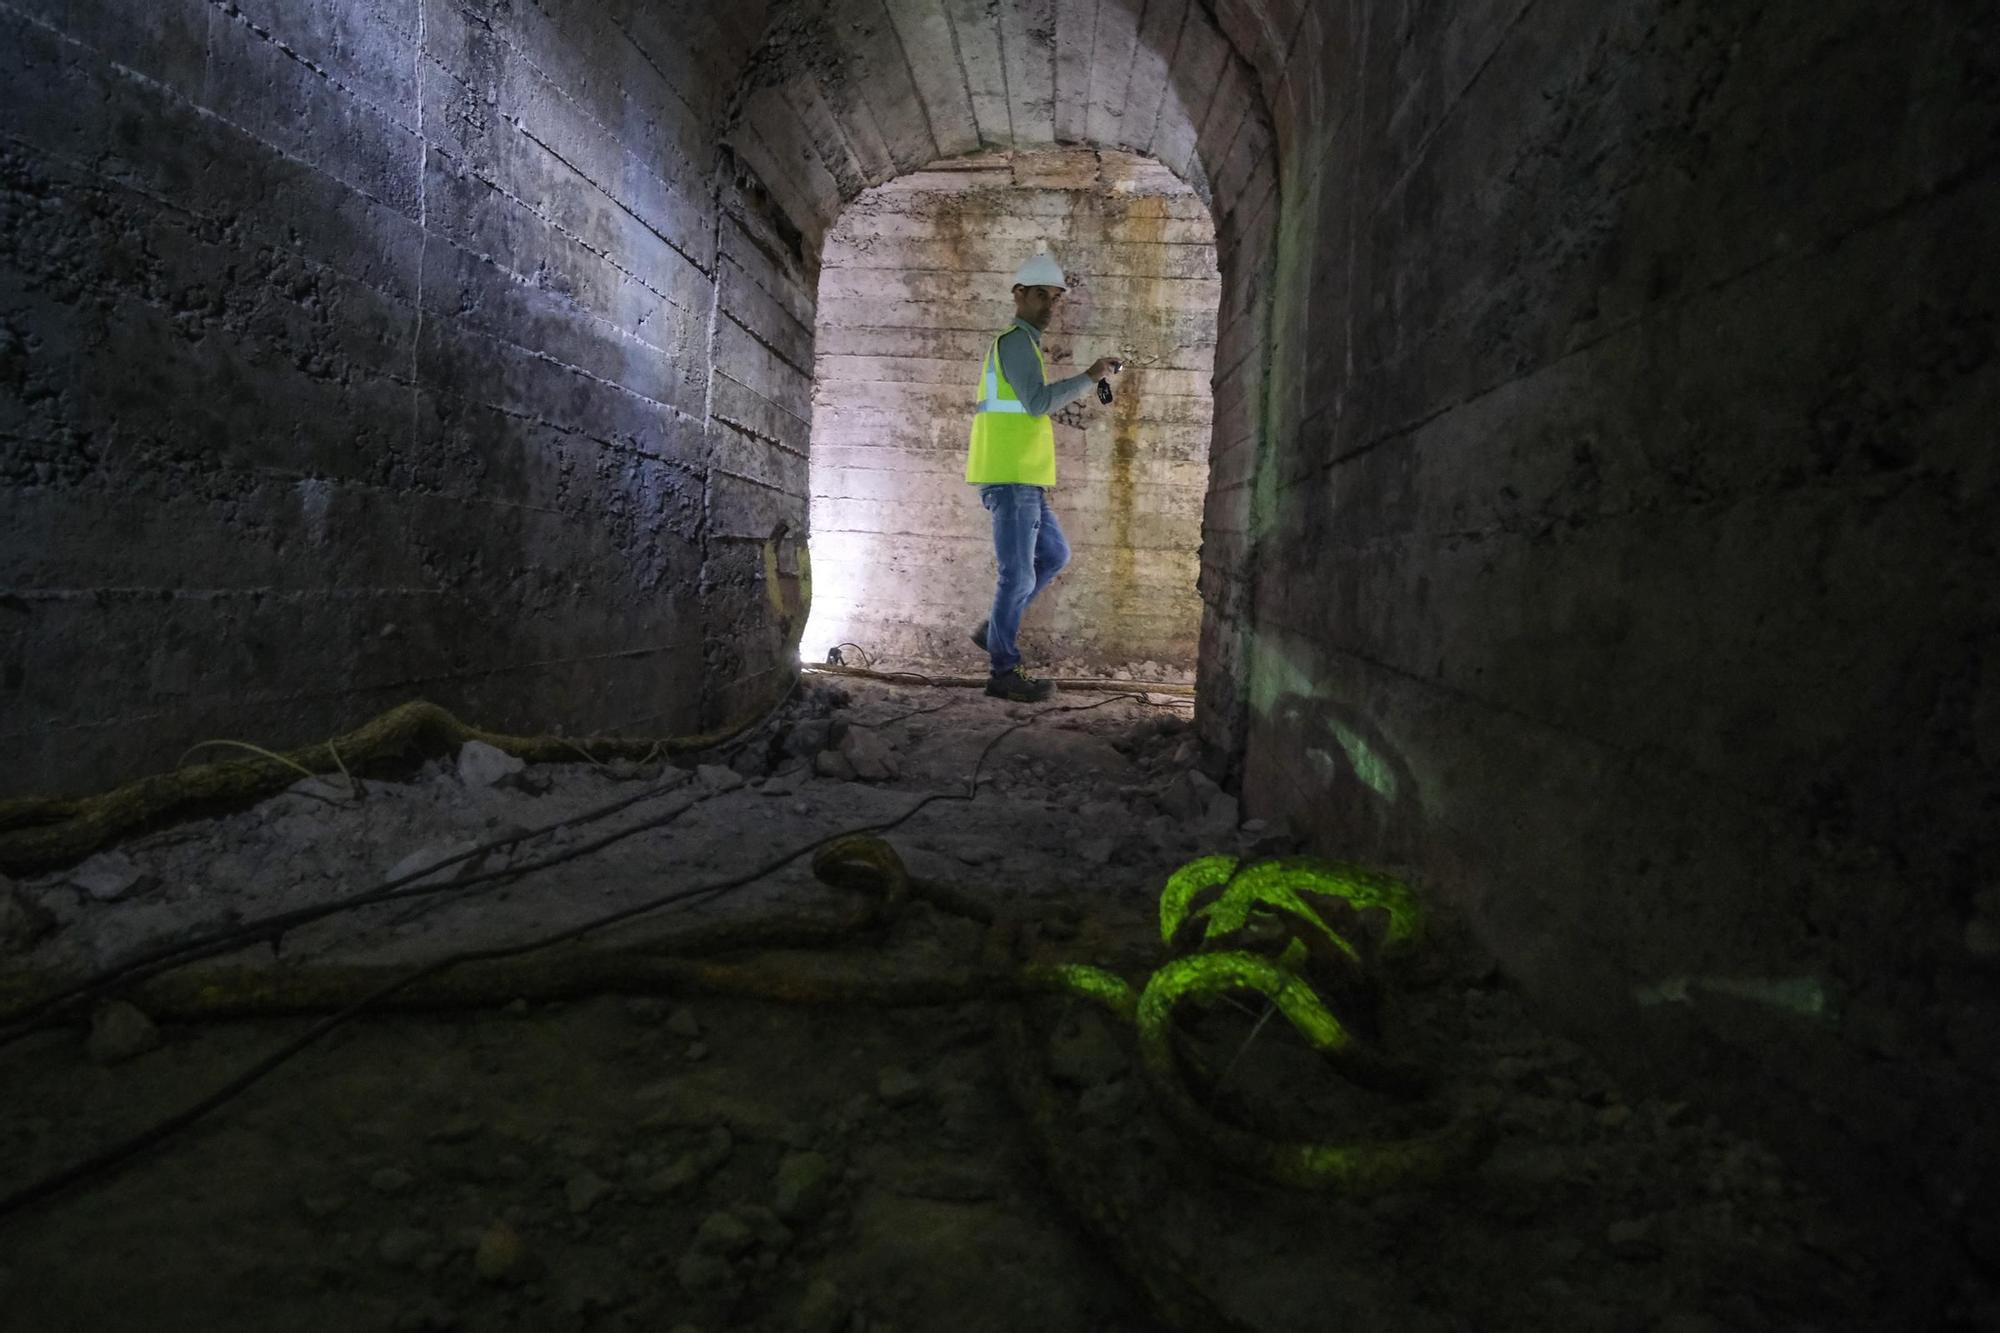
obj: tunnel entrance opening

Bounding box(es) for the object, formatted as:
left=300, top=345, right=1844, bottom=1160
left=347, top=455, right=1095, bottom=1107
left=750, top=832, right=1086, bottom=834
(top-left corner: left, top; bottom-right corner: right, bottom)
left=798, top=148, right=1217, bottom=688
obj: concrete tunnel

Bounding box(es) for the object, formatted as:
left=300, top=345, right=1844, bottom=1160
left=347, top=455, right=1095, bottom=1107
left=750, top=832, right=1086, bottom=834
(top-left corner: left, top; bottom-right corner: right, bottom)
left=0, top=0, right=1994, bottom=1329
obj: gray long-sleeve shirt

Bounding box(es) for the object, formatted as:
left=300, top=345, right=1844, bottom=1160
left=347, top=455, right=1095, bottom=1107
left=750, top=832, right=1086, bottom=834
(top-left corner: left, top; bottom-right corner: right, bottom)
left=996, top=318, right=1095, bottom=417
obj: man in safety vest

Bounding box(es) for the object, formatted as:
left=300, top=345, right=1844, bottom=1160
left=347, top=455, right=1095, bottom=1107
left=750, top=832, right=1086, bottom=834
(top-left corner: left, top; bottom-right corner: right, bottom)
left=966, top=251, right=1123, bottom=703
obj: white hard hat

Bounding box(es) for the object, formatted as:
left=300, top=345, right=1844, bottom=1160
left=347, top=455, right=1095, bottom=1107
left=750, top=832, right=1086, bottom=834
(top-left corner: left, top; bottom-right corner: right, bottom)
left=1012, top=251, right=1068, bottom=290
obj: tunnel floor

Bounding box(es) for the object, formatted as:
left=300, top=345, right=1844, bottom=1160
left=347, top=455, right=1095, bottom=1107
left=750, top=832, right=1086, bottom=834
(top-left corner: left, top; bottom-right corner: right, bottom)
left=0, top=678, right=1885, bottom=1331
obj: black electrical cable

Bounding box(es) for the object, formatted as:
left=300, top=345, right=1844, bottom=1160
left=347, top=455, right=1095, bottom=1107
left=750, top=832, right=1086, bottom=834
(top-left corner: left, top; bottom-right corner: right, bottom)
left=0, top=673, right=812, bottom=1046
left=0, top=774, right=717, bottom=1048
left=0, top=692, right=1150, bottom=1221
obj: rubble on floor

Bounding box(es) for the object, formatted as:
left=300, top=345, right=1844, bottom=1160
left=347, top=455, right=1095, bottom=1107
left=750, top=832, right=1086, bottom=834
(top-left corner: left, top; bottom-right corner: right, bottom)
left=0, top=677, right=1912, bottom=1331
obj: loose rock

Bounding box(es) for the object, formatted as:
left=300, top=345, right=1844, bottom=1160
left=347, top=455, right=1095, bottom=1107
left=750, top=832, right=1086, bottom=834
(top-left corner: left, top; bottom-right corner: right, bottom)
left=795, top=1277, right=846, bottom=1333
left=1047, top=1009, right=1126, bottom=1088
left=695, top=764, right=744, bottom=793
left=474, top=1221, right=529, bottom=1284
left=675, top=1251, right=735, bottom=1295
left=876, top=1066, right=923, bottom=1107
left=1159, top=769, right=1222, bottom=822
left=0, top=881, right=56, bottom=953
left=68, top=852, right=152, bottom=902
left=369, top=1166, right=415, bottom=1196
left=692, top=1211, right=756, bottom=1257
left=566, top=1169, right=613, bottom=1214
left=457, top=740, right=525, bottom=788
left=378, top=1227, right=437, bottom=1267
left=839, top=727, right=900, bottom=782
left=774, top=1151, right=833, bottom=1222
left=645, top=1126, right=733, bottom=1196
left=87, top=1000, right=160, bottom=1064
left=384, top=840, right=482, bottom=888
left=1606, top=1216, right=1663, bottom=1260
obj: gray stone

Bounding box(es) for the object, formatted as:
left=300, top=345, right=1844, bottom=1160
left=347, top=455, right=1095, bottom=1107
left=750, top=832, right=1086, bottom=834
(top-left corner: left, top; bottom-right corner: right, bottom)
left=839, top=727, right=899, bottom=782
left=1158, top=769, right=1221, bottom=822
left=384, top=841, right=483, bottom=888
left=429, top=1114, right=482, bottom=1143
left=368, top=1166, right=415, bottom=1195
left=1202, top=791, right=1240, bottom=836
left=624, top=997, right=668, bottom=1024
left=795, top=1278, right=846, bottom=1333
left=876, top=1065, right=923, bottom=1106
left=666, top=1006, right=702, bottom=1038
left=892, top=1160, right=1000, bottom=1202
left=1651, top=1316, right=1723, bottom=1333
left=1047, top=1009, right=1126, bottom=1088
left=566, top=1170, right=613, bottom=1214
left=1606, top=1216, right=1663, bottom=1260
left=773, top=1151, right=833, bottom=1222
left=732, top=1203, right=794, bottom=1252
left=644, top=1126, right=733, bottom=1196
left=814, top=750, right=857, bottom=781
left=283, top=775, right=350, bottom=803
left=1966, top=918, right=2000, bottom=959
left=68, top=852, right=152, bottom=902
left=691, top=1211, right=756, bottom=1256
left=786, top=719, right=834, bottom=756
left=457, top=740, right=525, bottom=788
left=695, top=763, right=744, bottom=793
left=1076, top=1079, right=1134, bottom=1121
left=606, top=759, right=660, bottom=782
left=675, top=1250, right=735, bottom=1295
left=0, top=882, right=56, bottom=953
left=394, top=1298, right=458, bottom=1331
left=378, top=1227, right=438, bottom=1267
left=87, top=1000, right=159, bottom=1064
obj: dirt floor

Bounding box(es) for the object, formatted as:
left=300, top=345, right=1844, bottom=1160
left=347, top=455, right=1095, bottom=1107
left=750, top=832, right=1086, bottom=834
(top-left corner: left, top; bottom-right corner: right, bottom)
left=0, top=674, right=1921, bottom=1331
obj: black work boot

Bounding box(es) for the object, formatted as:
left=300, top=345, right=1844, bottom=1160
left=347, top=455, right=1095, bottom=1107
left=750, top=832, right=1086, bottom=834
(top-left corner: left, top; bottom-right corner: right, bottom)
left=970, top=620, right=989, bottom=652
left=985, top=666, right=1054, bottom=703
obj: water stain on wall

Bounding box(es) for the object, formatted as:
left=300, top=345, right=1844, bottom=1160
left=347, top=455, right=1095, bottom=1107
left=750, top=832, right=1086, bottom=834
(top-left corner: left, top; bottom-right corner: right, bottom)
left=806, top=149, right=1216, bottom=673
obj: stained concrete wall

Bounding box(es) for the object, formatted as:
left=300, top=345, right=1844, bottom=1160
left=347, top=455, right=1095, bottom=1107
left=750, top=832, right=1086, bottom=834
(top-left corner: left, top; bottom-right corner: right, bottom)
left=1226, top=0, right=1999, bottom=1301
left=720, top=0, right=1278, bottom=735
left=0, top=0, right=819, bottom=794
left=805, top=149, right=1215, bottom=676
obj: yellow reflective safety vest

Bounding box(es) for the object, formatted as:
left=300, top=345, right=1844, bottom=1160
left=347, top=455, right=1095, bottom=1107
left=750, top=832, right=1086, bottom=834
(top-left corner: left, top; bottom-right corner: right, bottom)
left=965, top=328, right=1057, bottom=487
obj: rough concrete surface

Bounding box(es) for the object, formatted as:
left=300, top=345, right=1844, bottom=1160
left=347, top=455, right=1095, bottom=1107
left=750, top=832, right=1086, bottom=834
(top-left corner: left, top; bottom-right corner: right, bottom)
left=1228, top=2, right=1999, bottom=1316
left=807, top=149, right=1215, bottom=676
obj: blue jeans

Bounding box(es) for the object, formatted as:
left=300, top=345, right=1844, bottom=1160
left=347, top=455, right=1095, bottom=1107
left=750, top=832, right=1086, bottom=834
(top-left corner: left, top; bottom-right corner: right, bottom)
left=979, top=483, right=1070, bottom=674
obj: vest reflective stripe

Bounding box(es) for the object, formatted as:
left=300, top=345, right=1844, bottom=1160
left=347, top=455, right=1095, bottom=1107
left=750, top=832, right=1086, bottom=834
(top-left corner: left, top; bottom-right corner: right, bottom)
left=966, top=329, right=1057, bottom=486
left=976, top=354, right=1029, bottom=412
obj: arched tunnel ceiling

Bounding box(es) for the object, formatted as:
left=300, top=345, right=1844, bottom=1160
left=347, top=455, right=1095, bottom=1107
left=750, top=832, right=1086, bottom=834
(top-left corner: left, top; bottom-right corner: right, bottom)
left=721, top=0, right=1281, bottom=254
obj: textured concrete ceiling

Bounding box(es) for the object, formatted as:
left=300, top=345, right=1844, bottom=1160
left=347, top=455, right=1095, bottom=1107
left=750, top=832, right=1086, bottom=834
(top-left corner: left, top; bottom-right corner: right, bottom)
left=722, top=0, right=1281, bottom=251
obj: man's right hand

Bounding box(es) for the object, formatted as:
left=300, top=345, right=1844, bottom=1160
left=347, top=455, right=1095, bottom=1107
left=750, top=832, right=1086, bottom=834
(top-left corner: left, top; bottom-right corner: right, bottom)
left=1087, top=356, right=1124, bottom=381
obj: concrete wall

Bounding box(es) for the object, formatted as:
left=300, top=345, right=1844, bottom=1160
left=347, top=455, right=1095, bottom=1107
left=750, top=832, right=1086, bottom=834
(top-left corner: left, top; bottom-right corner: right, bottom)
left=0, top=0, right=822, bottom=793
left=719, top=0, right=1278, bottom=733
left=1226, top=0, right=1999, bottom=1301
left=805, top=149, right=1215, bottom=676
